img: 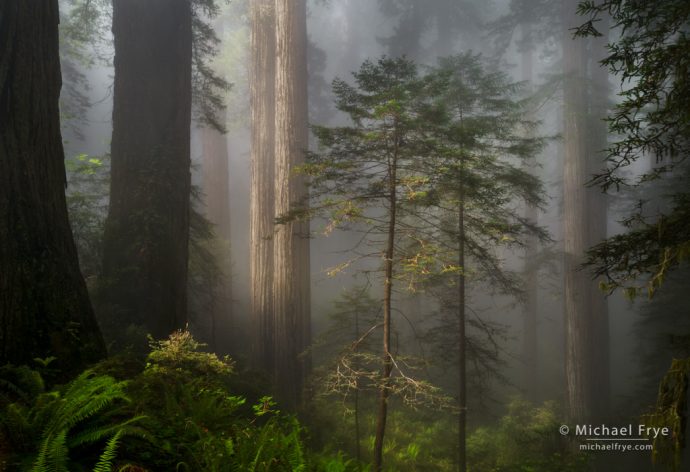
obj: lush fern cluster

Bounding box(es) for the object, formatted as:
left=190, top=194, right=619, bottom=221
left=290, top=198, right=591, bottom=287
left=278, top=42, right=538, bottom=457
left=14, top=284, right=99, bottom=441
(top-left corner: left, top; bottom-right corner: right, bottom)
left=0, top=366, right=145, bottom=471
left=0, top=332, right=355, bottom=471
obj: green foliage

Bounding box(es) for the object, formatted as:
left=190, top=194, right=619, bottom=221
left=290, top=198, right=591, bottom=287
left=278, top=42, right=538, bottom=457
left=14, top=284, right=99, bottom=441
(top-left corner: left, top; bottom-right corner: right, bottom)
left=115, top=331, right=314, bottom=471
left=145, top=330, right=234, bottom=379
left=311, top=396, right=457, bottom=471
left=376, top=410, right=456, bottom=471
left=65, top=153, right=110, bottom=281
left=0, top=332, right=349, bottom=471
left=576, top=0, right=690, bottom=295
left=191, top=0, right=232, bottom=132
left=467, top=399, right=589, bottom=472
left=0, top=369, right=145, bottom=471
left=298, top=54, right=549, bottom=469
left=303, top=53, right=547, bottom=299
left=0, top=364, right=45, bottom=407
left=641, top=358, right=690, bottom=471
left=588, top=190, right=690, bottom=299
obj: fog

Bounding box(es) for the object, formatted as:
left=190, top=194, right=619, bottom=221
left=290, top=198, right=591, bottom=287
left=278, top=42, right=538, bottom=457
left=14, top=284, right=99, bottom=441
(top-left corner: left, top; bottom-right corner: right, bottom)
left=3, top=0, right=684, bottom=470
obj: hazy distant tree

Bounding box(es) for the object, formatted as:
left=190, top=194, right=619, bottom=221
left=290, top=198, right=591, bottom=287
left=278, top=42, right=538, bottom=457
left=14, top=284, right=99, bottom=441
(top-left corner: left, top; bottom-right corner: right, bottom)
left=0, top=0, right=106, bottom=372
left=378, top=0, right=487, bottom=60
left=423, top=54, right=548, bottom=472
left=487, top=0, right=562, bottom=57
left=200, top=123, right=232, bottom=350
left=57, top=0, right=112, bottom=142
left=311, top=286, right=382, bottom=464
left=249, top=0, right=276, bottom=372
left=273, top=0, right=311, bottom=408
left=101, top=0, right=194, bottom=340
left=562, top=0, right=590, bottom=425
left=520, top=20, right=541, bottom=404
left=587, top=12, right=611, bottom=417
left=562, top=0, right=610, bottom=424
left=488, top=0, right=563, bottom=404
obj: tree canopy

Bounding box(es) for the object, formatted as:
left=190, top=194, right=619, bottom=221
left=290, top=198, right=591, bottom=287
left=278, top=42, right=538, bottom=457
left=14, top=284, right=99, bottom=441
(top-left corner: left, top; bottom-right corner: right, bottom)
left=576, top=0, right=690, bottom=297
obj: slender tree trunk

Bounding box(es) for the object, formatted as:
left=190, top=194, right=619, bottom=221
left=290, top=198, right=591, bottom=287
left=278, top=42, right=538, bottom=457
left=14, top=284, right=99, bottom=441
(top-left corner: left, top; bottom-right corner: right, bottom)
left=102, top=0, right=192, bottom=340
left=588, top=14, right=610, bottom=420
left=0, top=0, right=105, bottom=373
left=250, top=0, right=276, bottom=373
left=373, top=151, right=398, bottom=472
left=562, top=0, right=594, bottom=424
left=521, top=23, right=539, bottom=403
left=354, top=307, right=361, bottom=464
left=457, top=171, right=467, bottom=472
left=201, top=124, right=232, bottom=351
left=273, top=0, right=310, bottom=408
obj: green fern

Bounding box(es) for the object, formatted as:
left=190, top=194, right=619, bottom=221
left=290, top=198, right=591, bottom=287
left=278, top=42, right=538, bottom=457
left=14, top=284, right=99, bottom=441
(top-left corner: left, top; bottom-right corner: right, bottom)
left=33, top=429, right=69, bottom=472
left=92, top=429, right=124, bottom=472
left=1, top=369, right=144, bottom=472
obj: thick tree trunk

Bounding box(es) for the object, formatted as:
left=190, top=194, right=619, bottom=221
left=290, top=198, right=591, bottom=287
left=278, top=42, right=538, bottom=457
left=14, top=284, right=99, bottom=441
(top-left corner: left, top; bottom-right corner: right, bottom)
left=250, top=0, right=276, bottom=373
left=562, top=0, right=595, bottom=424
left=273, top=0, right=310, bottom=409
left=521, top=23, right=539, bottom=404
left=201, top=125, right=232, bottom=350
left=102, top=0, right=192, bottom=340
left=588, top=15, right=610, bottom=420
left=0, top=0, right=105, bottom=373
left=373, top=153, right=397, bottom=472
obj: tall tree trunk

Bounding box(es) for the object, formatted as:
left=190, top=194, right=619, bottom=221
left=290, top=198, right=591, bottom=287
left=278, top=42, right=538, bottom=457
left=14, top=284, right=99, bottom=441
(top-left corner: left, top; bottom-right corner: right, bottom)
left=562, top=0, right=594, bottom=424
left=354, top=306, right=362, bottom=464
left=373, top=151, right=398, bottom=472
left=457, top=164, right=467, bottom=472
left=0, top=0, right=105, bottom=373
left=273, top=0, right=310, bottom=409
left=250, top=0, right=276, bottom=373
left=201, top=125, right=232, bottom=351
left=588, top=14, right=610, bottom=420
left=102, top=0, right=192, bottom=340
left=521, top=22, right=539, bottom=404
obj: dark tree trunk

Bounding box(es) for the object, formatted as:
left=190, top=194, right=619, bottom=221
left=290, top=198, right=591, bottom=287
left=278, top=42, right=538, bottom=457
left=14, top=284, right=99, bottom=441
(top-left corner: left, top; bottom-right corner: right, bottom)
left=101, top=0, right=193, bottom=340
left=373, top=149, right=397, bottom=472
left=354, top=308, right=362, bottom=464
left=457, top=168, right=467, bottom=472
left=273, top=0, right=311, bottom=409
left=250, top=0, right=276, bottom=373
left=0, top=0, right=105, bottom=373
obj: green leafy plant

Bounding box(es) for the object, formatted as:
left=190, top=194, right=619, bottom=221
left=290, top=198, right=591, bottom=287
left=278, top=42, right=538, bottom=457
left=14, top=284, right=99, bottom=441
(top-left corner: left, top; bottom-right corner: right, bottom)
left=467, top=399, right=589, bottom=472
left=0, top=369, right=145, bottom=471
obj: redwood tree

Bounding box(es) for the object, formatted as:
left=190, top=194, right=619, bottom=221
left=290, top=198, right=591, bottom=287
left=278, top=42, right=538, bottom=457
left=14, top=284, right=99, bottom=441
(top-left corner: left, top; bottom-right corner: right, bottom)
left=272, top=0, right=311, bottom=408
left=249, top=0, right=277, bottom=373
left=101, top=0, right=193, bottom=340
left=0, top=0, right=105, bottom=372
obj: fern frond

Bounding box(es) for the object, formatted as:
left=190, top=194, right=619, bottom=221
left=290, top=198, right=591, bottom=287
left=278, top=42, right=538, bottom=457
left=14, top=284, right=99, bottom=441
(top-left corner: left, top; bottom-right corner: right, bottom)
left=68, top=416, right=147, bottom=448
left=92, top=429, right=124, bottom=472
left=32, top=429, right=69, bottom=472
left=45, top=371, right=128, bottom=437
left=0, top=403, right=31, bottom=448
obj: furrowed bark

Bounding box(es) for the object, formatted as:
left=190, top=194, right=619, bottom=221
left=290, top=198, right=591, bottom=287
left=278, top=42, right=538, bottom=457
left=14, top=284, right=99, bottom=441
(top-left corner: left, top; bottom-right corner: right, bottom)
left=0, top=0, right=105, bottom=373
